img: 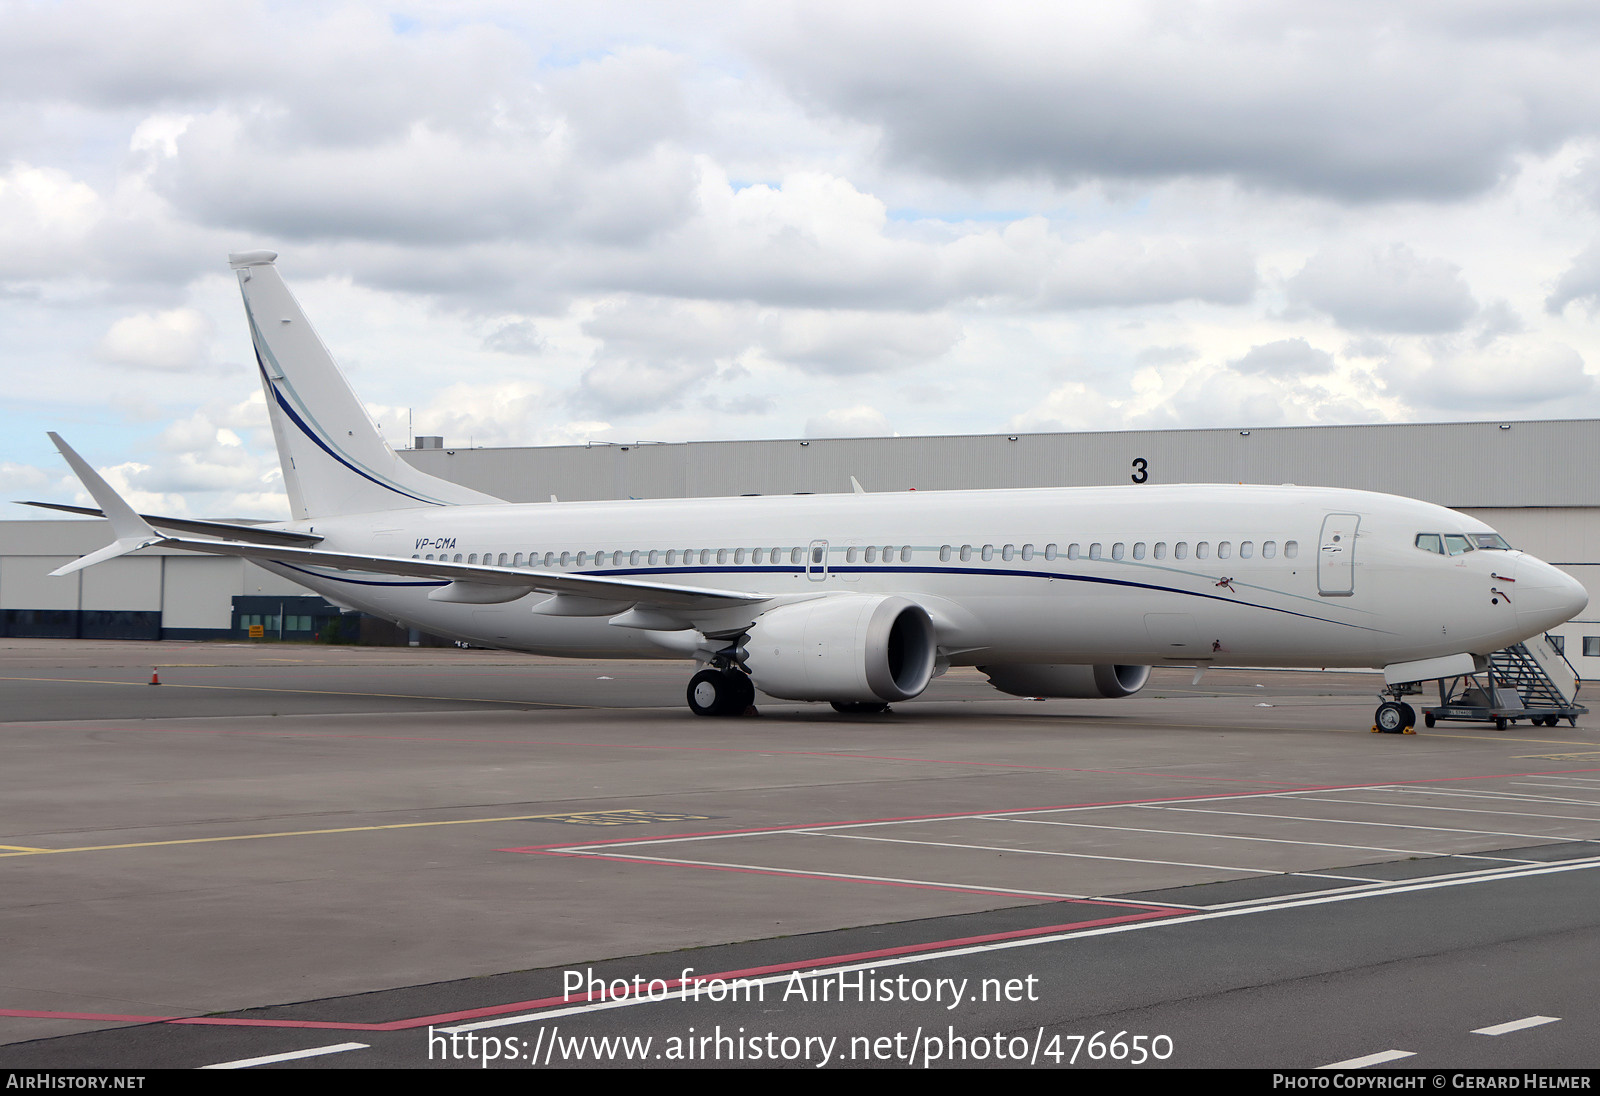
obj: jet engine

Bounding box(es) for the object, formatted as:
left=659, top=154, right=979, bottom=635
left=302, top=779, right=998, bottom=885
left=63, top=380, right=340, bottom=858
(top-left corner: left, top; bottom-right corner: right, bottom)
left=743, top=595, right=938, bottom=703
left=981, top=663, right=1150, bottom=699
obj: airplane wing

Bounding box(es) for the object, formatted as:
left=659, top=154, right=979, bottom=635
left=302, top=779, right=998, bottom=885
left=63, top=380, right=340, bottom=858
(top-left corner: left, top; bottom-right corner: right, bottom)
left=158, top=535, right=770, bottom=610
left=17, top=501, right=323, bottom=547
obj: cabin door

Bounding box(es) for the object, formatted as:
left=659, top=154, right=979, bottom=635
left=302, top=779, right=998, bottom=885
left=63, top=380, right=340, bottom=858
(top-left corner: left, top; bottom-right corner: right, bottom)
left=1317, top=513, right=1359, bottom=596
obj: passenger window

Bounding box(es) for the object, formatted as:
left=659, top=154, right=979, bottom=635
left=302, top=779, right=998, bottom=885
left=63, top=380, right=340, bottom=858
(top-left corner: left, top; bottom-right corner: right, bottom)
left=576, top=552, right=587, bottom=566
left=544, top=552, right=555, bottom=567
left=901, top=546, right=912, bottom=563
left=499, top=553, right=509, bottom=566
left=1262, top=541, right=1275, bottom=558
left=1153, top=542, right=1166, bottom=559
left=717, top=549, right=728, bottom=564
left=1002, top=544, right=1015, bottom=561
left=1132, top=542, right=1146, bottom=560
left=792, top=548, right=805, bottom=564
left=863, top=546, right=876, bottom=563
left=1217, top=541, right=1231, bottom=559
left=665, top=550, right=678, bottom=565
left=1021, top=544, right=1034, bottom=561
left=1089, top=543, right=1102, bottom=560
left=960, top=545, right=973, bottom=562
left=1044, top=543, right=1057, bottom=560
left=1067, top=543, right=1080, bottom=560
left=811, top=546, right=824, bottom=564
left=700, top=549, right=712, bottom=565
left=982, top=544, right=995, bottom=561
left=468, top=554, right=478, bottom=564
left=1196, top=542, right=1210, bottom=559
left=1111, top=542, right=1124, bottom=560
left=940, top=545, right=952, bottom=562
left=1284, top=541, right=1298, bottom=559
left=1240, top=541, right=1253, bottom=559
left=1175, top=542, right=1188, bottom=560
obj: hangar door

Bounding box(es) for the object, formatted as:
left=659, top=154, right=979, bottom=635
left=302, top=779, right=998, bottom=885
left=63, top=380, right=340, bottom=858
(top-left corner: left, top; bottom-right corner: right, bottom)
left=1317, top=513, right=1359, bottom=597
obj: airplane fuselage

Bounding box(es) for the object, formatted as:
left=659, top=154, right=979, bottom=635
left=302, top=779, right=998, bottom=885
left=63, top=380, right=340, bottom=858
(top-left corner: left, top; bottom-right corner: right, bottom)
left=260, top=482, right=1573, bottom=670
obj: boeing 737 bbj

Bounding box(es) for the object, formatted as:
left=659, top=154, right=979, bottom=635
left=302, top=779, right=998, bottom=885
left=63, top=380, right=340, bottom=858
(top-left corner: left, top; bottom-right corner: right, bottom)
left=34, top=252, right=1589, bottom=729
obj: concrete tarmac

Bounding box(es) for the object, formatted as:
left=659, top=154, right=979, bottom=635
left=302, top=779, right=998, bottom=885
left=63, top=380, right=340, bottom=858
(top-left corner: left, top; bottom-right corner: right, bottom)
left=1, top=638, right=1597, bottom=1069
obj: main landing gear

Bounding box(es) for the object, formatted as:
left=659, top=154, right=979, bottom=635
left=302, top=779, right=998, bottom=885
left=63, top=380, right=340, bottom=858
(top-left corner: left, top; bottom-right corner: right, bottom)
left=687, top=666, right=755, bottom=717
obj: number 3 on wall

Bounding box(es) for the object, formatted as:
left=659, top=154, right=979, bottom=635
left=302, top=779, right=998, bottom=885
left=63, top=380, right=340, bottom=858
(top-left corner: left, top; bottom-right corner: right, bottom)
left=1131, top=457, right=1149, bottom=484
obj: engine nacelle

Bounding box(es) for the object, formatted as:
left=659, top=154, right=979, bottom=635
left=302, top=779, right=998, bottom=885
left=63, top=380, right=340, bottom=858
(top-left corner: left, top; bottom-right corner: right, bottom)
left=744, top=595, right=938, bottom=703
left=981, top=663, right=1150, bottom=699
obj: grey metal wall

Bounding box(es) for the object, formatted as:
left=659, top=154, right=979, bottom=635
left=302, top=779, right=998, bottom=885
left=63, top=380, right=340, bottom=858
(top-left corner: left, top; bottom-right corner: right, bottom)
left=401, top=418, right=1600, bottom=509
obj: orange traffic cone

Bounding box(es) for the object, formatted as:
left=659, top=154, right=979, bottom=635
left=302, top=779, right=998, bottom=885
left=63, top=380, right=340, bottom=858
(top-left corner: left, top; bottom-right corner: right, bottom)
left=150, top=668, right=161, bottom=686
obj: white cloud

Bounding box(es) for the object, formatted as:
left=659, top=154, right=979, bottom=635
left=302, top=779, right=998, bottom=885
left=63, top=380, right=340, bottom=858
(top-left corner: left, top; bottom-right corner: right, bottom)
left=1287, top=243, right=1479, bottom=333
left=95, top=308, right=214, bottom=371
left=805, top=405, right=891, bottom=437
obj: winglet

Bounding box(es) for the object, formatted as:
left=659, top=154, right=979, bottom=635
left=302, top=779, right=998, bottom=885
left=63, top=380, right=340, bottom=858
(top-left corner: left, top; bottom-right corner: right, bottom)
left=850, top=476, right=866, bottom=494
left=46, top=433, right=164, bottom=575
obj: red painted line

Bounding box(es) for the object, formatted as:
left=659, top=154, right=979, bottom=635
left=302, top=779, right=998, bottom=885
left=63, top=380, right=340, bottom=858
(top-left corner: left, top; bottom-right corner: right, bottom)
left=3, top=903, right=1182, bottom=1032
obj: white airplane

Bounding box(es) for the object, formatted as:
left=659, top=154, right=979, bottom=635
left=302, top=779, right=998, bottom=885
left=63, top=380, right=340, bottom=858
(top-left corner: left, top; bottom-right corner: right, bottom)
left=35, top=251, right=1589, bottom=730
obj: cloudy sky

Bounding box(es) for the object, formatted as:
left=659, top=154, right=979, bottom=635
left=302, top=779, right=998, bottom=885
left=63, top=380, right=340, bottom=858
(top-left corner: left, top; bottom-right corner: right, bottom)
left=5, top=0, right=1600, bottom=520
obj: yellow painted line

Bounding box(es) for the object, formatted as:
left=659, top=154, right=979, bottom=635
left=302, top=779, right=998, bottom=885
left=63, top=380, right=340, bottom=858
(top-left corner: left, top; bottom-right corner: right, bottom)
left=0, top=845, right=50, bottom=852
left=0, top=810, right=661, bottom=858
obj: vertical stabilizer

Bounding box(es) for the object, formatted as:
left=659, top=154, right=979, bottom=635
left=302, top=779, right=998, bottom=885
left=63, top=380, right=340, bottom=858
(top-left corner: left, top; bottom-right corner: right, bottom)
left=229, top=251, right=501, bottom=519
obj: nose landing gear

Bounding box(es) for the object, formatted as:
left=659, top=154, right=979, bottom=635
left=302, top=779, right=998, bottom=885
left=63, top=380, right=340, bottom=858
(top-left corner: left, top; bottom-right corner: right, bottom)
left=1374, top=700, right=1416, bottom=734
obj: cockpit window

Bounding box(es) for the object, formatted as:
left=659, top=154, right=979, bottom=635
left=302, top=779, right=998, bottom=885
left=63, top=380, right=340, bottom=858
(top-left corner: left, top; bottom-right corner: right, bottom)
left=1468, top=532, right=1511, bottom=550
left=1442, top=534, right=1473, bottom=556
left=1415, top=534, right=1443, bottom=554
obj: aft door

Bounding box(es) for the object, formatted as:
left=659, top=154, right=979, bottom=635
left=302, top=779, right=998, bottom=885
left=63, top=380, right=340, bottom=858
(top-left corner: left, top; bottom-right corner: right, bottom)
left=1318, top=513, right=1359, bottom=596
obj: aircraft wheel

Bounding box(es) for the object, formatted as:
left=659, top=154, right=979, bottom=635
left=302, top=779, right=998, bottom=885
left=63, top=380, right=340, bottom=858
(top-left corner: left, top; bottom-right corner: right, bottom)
left=831, top=701, right=890, bottom=714
left=1375, top=702, right=1407, bottom=733
left=687, top=668, right=753, bottom=717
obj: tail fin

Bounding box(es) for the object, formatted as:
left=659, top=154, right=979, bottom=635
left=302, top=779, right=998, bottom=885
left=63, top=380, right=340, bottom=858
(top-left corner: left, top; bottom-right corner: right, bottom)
left=229, top=251, right=501, bottom=519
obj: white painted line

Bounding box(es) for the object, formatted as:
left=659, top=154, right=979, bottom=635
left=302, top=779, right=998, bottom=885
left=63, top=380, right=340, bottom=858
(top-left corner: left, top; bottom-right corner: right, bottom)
left=803, top=829, right=1284, bottom=875
left=1511, top=781, right=1600, bottom=794
left=201, top=1042, right=369, bottom=1069
left=1288, top=794, right=1600, bottom=826
left=1321, top=1049, right=1415, bottom=1069
left=989, top=815, right=1441, bottom=858
left=1373, top=786, right=1600, bottom=809
left=572, top=850, right=1095, bottom=899
left=1472, top=1015, right=1560, bottom=1036
left=1145, top=803, right=1590, bottom=843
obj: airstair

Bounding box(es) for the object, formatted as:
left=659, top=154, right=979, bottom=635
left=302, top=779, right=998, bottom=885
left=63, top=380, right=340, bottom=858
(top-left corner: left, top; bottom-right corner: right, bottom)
left=1422, top=633, right=1587, bottom=730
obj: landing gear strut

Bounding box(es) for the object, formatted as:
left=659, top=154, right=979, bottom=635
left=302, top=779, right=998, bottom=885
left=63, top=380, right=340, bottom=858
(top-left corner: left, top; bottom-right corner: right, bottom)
left=687, top=666, right=755, bottom=717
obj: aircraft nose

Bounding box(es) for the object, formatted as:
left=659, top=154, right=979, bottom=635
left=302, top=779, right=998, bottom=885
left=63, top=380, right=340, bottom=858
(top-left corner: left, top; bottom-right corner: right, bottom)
left=1513, top=557, right=1589, bottom=633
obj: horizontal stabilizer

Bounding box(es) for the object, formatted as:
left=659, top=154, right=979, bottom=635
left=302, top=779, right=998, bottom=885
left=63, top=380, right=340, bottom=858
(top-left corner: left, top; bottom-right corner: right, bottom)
left=18, top=501, right=322, bottom=547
